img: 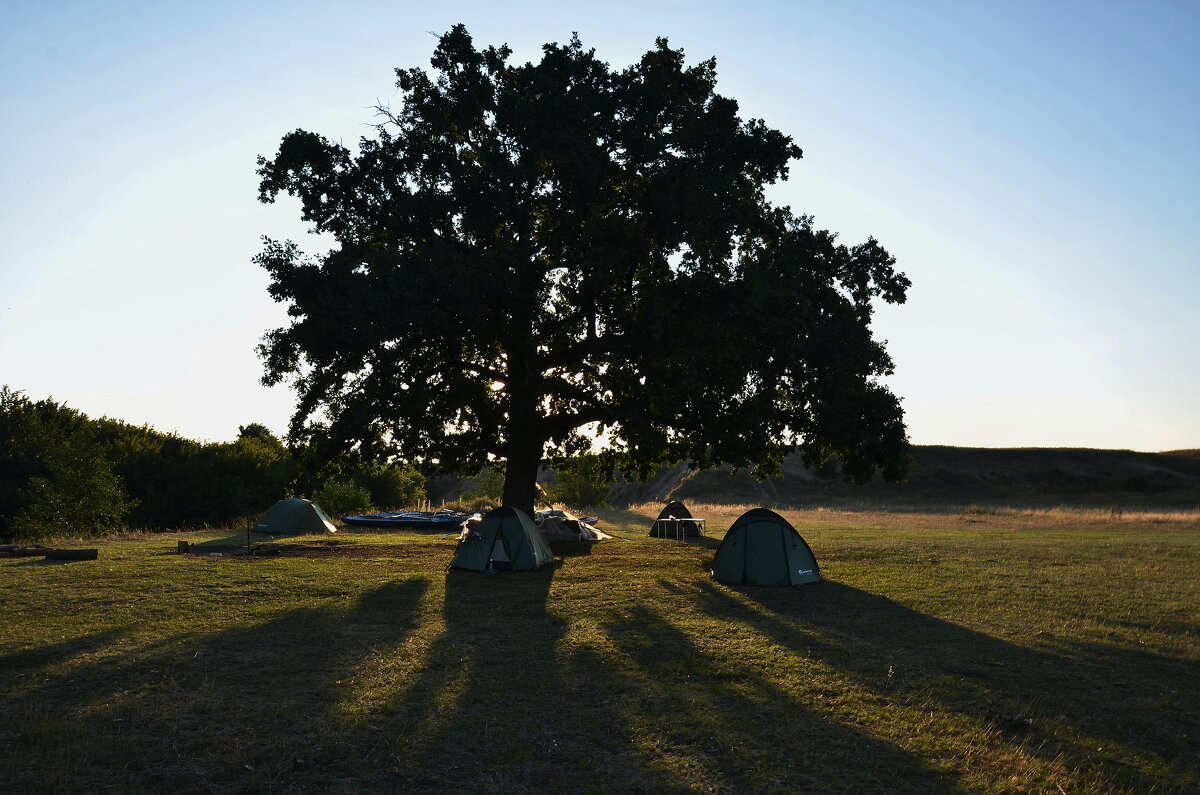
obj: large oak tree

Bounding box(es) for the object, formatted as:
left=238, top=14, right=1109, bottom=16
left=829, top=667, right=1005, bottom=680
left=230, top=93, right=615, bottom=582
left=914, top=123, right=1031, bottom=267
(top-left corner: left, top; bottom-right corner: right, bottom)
left=256, top=26, right=910, bottom=515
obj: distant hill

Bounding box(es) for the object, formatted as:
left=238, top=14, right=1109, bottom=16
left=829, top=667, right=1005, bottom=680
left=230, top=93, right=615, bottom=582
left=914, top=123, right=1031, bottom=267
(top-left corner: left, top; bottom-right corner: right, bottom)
left=602, top=446, right=1200, bottom=509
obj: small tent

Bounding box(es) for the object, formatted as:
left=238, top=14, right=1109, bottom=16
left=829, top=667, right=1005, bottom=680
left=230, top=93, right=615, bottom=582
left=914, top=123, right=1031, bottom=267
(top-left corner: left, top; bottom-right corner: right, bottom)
left=712, top=507, right=820, bottom=586
left=649, top=500, right=700, bottom=538
left=252, top=498, right=338, bottom=535
left=451, top=506, right=553, bottom=572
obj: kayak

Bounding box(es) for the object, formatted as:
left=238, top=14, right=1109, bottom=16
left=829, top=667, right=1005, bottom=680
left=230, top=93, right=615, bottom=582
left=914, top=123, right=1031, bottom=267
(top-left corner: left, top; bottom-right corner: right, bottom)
left=341, top=510, right=472, bottom=528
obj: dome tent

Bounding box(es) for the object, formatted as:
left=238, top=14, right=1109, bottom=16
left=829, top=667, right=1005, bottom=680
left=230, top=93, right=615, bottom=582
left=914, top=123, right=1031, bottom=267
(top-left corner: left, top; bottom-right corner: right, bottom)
left=452, top=506, right=552, bottom=572
left=712, top=508, right=820, bottom=586
left=252, top=498, right=338, bottom=535
left=649, top=500, right=701, bottom=538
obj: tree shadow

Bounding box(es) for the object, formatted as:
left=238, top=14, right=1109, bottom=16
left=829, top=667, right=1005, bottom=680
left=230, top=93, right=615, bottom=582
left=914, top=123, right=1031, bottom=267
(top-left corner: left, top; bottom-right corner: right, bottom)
left=372, top=562, right=949, bottom=791
left=645, top=532, right=723, bottom=550
left=550, top=540, right=595, bottom=557
left=12, top=556, right=98, bottom=566
left=362, top=563, right=669, bottom=790
left=573, top=604, right=964, bottom=792
left=0, top=628, right=128, bottom=678
left=5, top=557, right=1193, bottom=791
left=695, top=579, right=1198, bottom=790
left=0, top=578, right=431, bottom=792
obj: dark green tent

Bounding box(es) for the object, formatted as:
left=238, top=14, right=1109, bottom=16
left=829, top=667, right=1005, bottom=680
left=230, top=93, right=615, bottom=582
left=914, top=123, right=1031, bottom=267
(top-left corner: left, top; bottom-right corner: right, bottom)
left=451, top=506, right=553, bottom=572
left=649, top=500, right=700, bottom=538
left=712, top=508, right=821, bottom=586
left=252, top=498, right=337, bottom=535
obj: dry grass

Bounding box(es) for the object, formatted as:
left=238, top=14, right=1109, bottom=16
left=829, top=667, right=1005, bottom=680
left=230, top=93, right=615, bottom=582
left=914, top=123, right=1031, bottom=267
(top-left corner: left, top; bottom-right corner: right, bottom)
left=629, top=502, right=1200, bottom=538
left=1, top=505, right=1197, bottom=792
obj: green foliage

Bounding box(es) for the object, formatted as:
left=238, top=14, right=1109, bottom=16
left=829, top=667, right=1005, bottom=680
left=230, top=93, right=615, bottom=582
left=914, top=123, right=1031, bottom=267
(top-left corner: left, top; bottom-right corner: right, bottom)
left=255, top=26, right=910, bottom=515
left=237, top=422, right=280, bottom=442
left=3, top=388, right=310, bottom=534
left=549, top=454, right=615, bottom=509
left=0, top=387, right=132, bottom=542
left=458, top=463, right=506, bottom=505
left=95, top=419, right=298, bottom=529
left=299, top=454, right=428, bottom=511
left=813, top=453, right=842, bottom=480
left=352, top=461, right=426, bottom=509
left=312, top=478, right=373, bottom=517
left=475, top=463, right=506, bottom=502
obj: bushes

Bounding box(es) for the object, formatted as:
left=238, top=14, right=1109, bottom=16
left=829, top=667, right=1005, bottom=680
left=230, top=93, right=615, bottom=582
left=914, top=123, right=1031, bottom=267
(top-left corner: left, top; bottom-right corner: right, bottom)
left=312, top=478, right=374, bottom=517
left=462, top=463, right=505, bottom=503
left=302, top=458, right=428, bottom=513
left=2, top=387, right=316, bottom=536
left=0, top=386, right=441, bottom=537
left=94, top=420, right=297, bottom=529
left=352, top=462, right=426, bottom=509
left=0, top=388, right=132, bottom=542
left=549, top=454, right=615, bottom=509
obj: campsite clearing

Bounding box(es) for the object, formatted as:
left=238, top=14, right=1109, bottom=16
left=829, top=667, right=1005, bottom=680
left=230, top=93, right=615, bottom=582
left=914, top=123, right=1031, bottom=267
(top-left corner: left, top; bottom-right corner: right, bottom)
left=1, top=505, right=1197, bottom=792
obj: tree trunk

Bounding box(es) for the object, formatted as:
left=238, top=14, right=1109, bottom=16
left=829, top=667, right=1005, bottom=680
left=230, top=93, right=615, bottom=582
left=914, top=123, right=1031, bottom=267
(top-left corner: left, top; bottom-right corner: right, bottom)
left=502, top=440, right=542, bottom=518
left=501, top=449, right=540, bottom=516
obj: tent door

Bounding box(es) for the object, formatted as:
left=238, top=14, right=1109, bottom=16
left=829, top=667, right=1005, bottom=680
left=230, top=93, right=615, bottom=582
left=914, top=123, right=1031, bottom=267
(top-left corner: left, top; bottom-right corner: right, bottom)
left=489, top=535, right=512, bottom=571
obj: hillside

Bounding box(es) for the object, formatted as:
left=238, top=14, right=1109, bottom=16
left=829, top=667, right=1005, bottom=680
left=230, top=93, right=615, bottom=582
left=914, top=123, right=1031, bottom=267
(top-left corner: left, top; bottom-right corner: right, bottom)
left=601, top=446, right=1200, bottom=509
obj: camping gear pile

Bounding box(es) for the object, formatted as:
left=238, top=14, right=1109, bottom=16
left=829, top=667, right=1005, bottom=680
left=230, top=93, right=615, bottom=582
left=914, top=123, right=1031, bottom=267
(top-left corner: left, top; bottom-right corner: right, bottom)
left=534, top=508, right=610, bottom=543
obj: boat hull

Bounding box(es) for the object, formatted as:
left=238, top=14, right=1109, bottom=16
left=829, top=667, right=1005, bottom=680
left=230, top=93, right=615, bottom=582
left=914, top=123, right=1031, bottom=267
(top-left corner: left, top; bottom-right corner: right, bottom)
left=341, top=511, right=470, bottom=529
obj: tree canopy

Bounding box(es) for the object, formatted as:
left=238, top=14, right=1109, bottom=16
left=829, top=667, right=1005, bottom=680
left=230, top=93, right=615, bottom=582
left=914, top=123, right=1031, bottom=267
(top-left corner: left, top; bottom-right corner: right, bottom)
left=255, top=25, right=911, bottom=514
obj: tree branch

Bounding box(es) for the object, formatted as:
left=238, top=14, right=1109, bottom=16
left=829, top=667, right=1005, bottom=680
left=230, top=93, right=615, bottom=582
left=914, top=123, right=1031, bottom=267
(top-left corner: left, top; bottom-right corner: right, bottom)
left=540, top=330, right=626, bottom=371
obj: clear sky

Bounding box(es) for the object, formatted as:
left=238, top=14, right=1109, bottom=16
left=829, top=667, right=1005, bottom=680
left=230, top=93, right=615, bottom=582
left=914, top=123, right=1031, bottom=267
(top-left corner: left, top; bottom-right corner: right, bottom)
left=2, top=0, right=1197, bottom=451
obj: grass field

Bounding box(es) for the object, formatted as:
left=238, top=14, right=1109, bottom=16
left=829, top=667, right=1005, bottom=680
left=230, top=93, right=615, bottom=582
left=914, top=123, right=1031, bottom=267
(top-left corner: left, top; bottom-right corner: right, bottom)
left=2, top=505, right=1197, bottom=793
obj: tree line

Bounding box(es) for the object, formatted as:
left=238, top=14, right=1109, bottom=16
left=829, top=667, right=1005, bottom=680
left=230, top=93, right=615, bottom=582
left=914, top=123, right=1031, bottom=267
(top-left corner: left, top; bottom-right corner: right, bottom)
left=0, top=387, right=425, bottom=543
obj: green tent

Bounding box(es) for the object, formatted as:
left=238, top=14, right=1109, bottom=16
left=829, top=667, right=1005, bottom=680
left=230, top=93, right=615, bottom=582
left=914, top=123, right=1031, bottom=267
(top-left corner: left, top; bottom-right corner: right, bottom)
left=451, top=506, right=553, bottom=572
left=649, top=500, right=700, bottom=538
left=252, top=498, right=338, bottom=535
left=712, top=508, right=820, bottom=586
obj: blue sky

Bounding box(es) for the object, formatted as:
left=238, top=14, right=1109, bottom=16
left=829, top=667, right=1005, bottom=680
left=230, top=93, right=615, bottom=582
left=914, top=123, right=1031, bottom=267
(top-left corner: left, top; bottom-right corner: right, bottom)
left=2, top=0, right=1197, bottom=450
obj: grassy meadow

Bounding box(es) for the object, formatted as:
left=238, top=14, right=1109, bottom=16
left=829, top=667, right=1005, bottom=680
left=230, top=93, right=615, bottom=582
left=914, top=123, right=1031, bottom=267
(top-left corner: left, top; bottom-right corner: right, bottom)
left=2, top=504, right=1197, bottom=793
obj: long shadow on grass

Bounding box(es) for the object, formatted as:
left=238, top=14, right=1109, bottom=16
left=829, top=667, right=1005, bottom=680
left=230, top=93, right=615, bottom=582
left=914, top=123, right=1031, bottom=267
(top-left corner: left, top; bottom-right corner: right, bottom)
left=0, top=628, right=128, bottom=676
left=698, top=580, right=1198, bottom=790
left=366, top=564, right=667, bottom=791
left=551, top=540, right=595, bottom=557
left=581, top=604, right=964, bottom=792
left=0, top=578, right=431, bottom=793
